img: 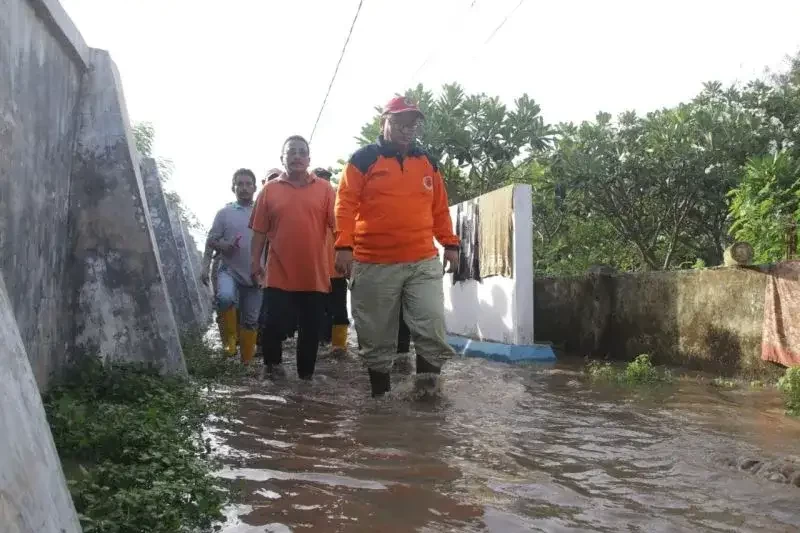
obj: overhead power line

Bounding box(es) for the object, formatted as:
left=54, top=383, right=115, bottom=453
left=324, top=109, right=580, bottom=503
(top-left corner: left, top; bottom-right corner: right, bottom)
left=410, top=0, right=479, bottom=83
left=309, top=0, right=365, bottom=143
left=483, top=0, right=525, bottom=45
left=468, top=0, right=526, bottom=63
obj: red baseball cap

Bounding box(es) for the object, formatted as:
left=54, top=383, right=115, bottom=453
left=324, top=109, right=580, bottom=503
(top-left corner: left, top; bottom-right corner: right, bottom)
left=382, top=96, right=424, bottom=118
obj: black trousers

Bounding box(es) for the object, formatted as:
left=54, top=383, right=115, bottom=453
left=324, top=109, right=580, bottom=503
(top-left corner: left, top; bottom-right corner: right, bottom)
left=262, top=288, right=326, bottom=378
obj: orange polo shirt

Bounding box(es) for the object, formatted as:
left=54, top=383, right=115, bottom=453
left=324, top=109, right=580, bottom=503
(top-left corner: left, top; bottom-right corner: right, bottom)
left=249, top=173, right=335, bottom=293
left=335, top=137, right=460, bottom=263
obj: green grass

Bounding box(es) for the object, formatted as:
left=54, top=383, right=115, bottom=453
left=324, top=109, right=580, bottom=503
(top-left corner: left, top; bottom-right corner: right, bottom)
left=585, top=354, right=673, bottom=385
left=44, top=334, right=244, bottom=533
left=777, top=366, right=800, bottom=417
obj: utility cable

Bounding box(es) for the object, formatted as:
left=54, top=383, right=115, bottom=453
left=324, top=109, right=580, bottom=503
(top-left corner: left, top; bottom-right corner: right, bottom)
left=309, top=0, right=365, bottom=143
left=482, top=0, right=525, bottom=46
left=409, top=0, right=478, bottom=83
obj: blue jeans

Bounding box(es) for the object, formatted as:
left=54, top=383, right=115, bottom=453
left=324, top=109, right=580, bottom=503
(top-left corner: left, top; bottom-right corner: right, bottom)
left=216, top=265, right=262, bottom=329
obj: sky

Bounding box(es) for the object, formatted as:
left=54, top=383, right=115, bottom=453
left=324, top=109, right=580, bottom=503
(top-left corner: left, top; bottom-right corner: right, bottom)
left=60, top=0, right=800, bottom=231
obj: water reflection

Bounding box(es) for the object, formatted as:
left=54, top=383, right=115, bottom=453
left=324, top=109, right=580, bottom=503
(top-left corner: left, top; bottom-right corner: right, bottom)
left=209, top=347, right=800, bottom=532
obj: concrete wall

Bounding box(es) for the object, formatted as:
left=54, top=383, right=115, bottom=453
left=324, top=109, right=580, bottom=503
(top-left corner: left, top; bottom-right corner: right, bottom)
left=185, top=230, right=213, bottom=316
left=441, top=184, right=535, bottom=345
left=0, top=275, right=81, bottom=533
left=0, top=0, right=87, bottom=386
left=141, top=158, right=205, bottom=332
left=69, top=48, right=185, bottom=374
left=535, top=267, right=776, bottom=377
left=167, top=197, right=212, bottom=323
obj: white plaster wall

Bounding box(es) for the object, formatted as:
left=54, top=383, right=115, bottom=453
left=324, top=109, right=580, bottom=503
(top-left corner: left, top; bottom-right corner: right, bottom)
left=440, top=184, right=534, bottom=345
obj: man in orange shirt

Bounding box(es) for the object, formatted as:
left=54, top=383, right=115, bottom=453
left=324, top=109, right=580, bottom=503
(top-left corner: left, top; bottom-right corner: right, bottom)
left=335, top=96, right=460, bottom=397
left=250, top=136, right=335, bottom=380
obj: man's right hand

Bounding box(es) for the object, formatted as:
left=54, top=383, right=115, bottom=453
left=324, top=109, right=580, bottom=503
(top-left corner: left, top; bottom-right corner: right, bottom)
left=335, top=249, right=354, bottom=278
left=251, top=259, right=265, bottom=286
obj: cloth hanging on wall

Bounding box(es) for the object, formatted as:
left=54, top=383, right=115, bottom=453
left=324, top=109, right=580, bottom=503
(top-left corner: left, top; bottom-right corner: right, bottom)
left=762, top=260, right=800, bottom=367
left=477, top=186, right=514, bottom=279
left=453, top=200, right=480, bottom=283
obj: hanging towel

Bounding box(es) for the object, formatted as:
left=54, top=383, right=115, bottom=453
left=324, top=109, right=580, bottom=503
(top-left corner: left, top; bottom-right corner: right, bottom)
left=762, top=260, right=800, bottom=367
left=477, top=185, right=514, bottom=278
left=453, top=200, right=480, bottom=283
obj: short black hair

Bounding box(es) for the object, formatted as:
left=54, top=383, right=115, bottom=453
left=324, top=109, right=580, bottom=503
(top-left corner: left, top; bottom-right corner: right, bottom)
left=232, top=168, right=256, bottom=187
left=313, top=167, right=332, bottom=180
left=282, top=135, right=310, bottom=152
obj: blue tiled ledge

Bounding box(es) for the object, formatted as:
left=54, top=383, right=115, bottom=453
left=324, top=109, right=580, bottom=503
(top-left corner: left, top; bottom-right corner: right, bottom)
left=447, top=335, right=556, bottom=363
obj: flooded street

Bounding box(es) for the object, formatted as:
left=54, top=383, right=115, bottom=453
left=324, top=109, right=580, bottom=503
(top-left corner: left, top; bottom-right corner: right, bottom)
left=208, top=341, right=800, bottom=533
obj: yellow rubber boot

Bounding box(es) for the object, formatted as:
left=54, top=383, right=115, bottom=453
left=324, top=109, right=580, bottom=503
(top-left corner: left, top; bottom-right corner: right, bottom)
left=331, top=325, right=348, bottom=356
left=239, top=328, right=258, bottom=365
left=219, top=307, right=238, bottom=356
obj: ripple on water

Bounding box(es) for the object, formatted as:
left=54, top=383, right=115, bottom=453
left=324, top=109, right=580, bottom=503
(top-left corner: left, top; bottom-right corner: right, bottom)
left=241, top=394, right=289, bottom=404
left=216, top=467, right=389, bottom=490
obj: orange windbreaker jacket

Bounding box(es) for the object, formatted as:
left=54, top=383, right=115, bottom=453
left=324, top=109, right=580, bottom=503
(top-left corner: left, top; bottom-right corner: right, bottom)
left=335, top=136, right=460, bottom=264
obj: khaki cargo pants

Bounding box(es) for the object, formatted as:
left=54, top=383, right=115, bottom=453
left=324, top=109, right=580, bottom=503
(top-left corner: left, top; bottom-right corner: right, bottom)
left=350, top=257, right=455, bottom=373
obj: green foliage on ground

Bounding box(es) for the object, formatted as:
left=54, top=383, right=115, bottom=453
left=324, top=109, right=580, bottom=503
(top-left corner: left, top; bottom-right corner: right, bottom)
left=777, top=366, right=800, bottom=416
left=181, top=330, right=258, bottom=383
left=44, top=339, right=239, bottom=533
left=354, top=53, right=800, bottom=273
left=585, top=354, right=673, bottom=385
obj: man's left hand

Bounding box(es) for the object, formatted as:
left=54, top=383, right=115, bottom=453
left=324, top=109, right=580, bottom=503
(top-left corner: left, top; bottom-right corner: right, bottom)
left=443, top=249, right=459, bottom=274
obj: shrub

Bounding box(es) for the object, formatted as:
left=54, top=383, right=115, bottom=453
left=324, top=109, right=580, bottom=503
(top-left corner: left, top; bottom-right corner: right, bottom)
left=45, top=354, right=229, bottom=533
left=182, top=331, right=257, bottom=382
left=585, top=360, right=618, bottom=382
left=777, top=366, right=800, bottom=417
left=585, top=354, right=672, bottom=385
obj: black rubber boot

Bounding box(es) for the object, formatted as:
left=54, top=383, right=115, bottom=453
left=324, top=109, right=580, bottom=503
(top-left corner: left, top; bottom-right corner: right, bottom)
left=368, top=369, right=391, bottom=397
left=415, top=354, right=441, bottom=375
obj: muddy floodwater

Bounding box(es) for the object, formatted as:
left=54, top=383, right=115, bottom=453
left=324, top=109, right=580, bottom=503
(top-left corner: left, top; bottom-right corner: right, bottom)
left=207, top=341, right=800, bottom=533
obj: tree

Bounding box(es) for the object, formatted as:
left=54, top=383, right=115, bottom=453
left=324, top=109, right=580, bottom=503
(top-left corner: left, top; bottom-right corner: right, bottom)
left=729, top=151, right=800, bottom=262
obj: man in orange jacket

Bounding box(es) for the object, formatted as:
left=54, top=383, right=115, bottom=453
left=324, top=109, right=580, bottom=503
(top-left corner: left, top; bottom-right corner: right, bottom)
left=335, top=96, right=460, bottom=397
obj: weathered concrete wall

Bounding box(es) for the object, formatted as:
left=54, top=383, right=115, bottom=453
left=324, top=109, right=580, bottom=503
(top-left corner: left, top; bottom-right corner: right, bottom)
left=69, top=48, right=186, bottom=374
left=185, top=229, right=213, bottom=320
left=0, top=0, right=87, bottom=387
left=166, top=197, right=212, bottom=323
left=535, top=267, right=775, bottom=376
left=0, top=275, right=82, bottom=533
left=141, top=158, right=205, bottom=332
left=185, top=229, right=213, bottom=315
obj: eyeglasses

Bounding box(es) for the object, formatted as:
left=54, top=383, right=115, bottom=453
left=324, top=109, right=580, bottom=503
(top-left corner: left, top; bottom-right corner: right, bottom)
left=387, top=116, right=422, bottom=131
